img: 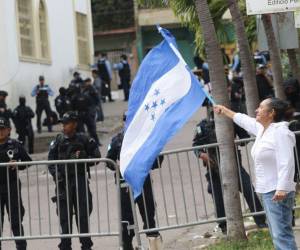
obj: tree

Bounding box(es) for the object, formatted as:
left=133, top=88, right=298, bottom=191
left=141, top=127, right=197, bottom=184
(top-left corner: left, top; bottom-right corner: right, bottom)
left=287, top=49, right=300, bottom=83
left=261, top=14, right=285, bottom=99
left=91, top=0, right=134, bottom=32
left=227, top=0, right=259, bottom=116
left=193, top=0, right=246, bottom=239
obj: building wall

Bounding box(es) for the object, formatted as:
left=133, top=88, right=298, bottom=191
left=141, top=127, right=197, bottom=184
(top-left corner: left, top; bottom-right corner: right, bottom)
left=94, top=33, right=135, bottom=52
left=0, top=0, right=94, bottom=112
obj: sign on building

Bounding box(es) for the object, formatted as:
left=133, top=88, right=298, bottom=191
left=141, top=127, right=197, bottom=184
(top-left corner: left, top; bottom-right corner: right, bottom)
left=246, top=0, right=300, bottom=15
left=257, top=12, right=299, bottom=50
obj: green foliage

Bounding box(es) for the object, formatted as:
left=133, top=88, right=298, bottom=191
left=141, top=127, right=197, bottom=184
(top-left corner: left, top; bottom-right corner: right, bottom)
left=92, top=0, right=134, bottom=32
left=138, top=0, right=168, bottom=8
left=294, top=191, right=300, bottom=219
left=138, top=0, right=257, bottom=54
left=207, top=230, right=273, bottom=250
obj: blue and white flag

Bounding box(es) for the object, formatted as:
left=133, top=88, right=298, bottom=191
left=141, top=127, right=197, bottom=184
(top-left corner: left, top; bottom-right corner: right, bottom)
left=120, top=26, right=211, bottom=198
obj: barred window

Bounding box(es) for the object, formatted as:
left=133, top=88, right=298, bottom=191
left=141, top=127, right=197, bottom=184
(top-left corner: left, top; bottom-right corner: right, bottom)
left=76, top=12, right=90, bottom=66
left=17, top=0, right=35, bottom=57
left=38, top=0, right=50, bottom=59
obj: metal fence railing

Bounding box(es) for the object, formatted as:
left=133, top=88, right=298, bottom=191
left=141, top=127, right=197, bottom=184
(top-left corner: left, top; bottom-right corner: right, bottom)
left=0, top=131, right=299, bottom=249
left=0, top=159, right=122, bottom=249
left=128, top=131, right=300, bottom=249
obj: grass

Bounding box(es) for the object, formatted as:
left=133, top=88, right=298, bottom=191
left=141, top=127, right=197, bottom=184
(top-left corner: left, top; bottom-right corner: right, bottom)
left=295, top=191, right=300, bottom=219
left=206, top=230, right=273, bottom=250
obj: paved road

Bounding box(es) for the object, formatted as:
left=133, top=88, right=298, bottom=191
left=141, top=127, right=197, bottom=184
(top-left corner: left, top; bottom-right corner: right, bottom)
left=2, top=92, right=300, bottom=249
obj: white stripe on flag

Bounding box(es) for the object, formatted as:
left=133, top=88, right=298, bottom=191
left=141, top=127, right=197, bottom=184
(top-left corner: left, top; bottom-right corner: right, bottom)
left=120, top=61, right=191, bottom=176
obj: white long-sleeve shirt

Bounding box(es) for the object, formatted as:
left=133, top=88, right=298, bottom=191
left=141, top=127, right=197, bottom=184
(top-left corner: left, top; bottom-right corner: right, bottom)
left=233, top=113, right=296, bottom=193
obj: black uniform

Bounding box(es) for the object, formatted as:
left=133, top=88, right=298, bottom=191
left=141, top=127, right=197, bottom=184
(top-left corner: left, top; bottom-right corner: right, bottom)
left=48, top=133, right=101, bottom=250
left=32, top=84, right=53, bottom=132
left=118, top=61, right=131, bottom=101
left=97, top=59, right=113, bottom=102
left=55, top=93, right=72, bottom=119
left=13, top=103, right=35, bottom=154
left=193, top=119, right=266, bottom=232
left=0, top=101, right=13, bottom=122
left=106, top=131, right=161, bottom=250
left=71, top=85, right=100, bottom=146
left=0, top=139, right=32, bottom=250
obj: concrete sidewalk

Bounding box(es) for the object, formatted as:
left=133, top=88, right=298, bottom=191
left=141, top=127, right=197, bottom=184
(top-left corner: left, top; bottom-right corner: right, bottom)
left=163, top=220, right=300, bottom=249
left=31, top=90, right=127, bottom=154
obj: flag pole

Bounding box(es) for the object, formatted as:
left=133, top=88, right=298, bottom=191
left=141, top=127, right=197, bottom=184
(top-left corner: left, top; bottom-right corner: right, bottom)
left=157, top=25, right=216, bottom=106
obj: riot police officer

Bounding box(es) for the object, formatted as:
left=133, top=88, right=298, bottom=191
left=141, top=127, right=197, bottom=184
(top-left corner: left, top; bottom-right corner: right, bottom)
left=31, top=75, right=54, bottom=133
left=12, top=96, right=35, bottom=154
left=71, top=78, right=101, bottom=146
left=55, top=87, right=72, bottom=119
left=0, top=90, right=13, bottom=122
left=0, top=117, right=32, bottom=250
left=48, top=111, right=101, bottom=250
left=193, top=117, right=267, bottom=233
left=106, top=114, right=162, bottom=250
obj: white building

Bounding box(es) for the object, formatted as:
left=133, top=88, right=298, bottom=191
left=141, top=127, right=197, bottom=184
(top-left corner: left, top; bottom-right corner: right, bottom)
left=0, top=0, right=94, bottom=111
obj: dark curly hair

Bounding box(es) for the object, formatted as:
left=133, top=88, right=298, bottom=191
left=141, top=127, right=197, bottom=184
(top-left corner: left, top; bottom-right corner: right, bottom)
left=266, top=98, right=294, bottom=122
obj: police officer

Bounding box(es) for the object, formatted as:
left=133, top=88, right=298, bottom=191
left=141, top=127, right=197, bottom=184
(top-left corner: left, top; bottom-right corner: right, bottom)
left=31, top=75, right=54, bottom=133
left=48, top=111, right=101, bottom=250
left=0, top=90, right=13, bottom=122
left=113, top=54, right=131, bottom=101
left=71, top=78, right=101, bottom=146
left=68, top=72, right=83, bottom=98
left=12, top=96, right=35, bottom=154
left=106, top=114, right=162, bottom=250
left=91, top=70, right=104, bottom=122
left=193, top=117, right=267, bottom=233
left=55, top=87, right=72, bottom=119
left=97, top=53, right=114, bottom=102
left=0, top=117, right=32, bottom=250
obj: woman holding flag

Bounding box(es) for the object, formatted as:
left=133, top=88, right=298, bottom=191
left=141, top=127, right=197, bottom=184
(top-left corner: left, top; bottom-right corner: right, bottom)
left=214, top=98, right=297, bottom=250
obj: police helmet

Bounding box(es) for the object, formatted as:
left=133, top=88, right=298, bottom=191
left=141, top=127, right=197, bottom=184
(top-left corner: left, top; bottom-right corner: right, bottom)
left=60, top=111, right=78, bottom=124
left=0, top=117, right=11, bottom=128
left=0, top=91, right=8, bottom=97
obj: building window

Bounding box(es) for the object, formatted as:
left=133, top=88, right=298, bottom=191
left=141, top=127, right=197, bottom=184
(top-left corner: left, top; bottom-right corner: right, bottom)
left=17, top=0, right=35, bottom=58
left=38, top=0, right=50, bottom=60
left=76, top=12, right=90, bottom=66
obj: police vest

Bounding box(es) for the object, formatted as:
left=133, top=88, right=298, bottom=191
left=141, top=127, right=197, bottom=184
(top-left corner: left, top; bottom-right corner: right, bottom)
left=97, top=60, right=110, bottom=82
left=119, top=62, right=130, bottom=80
left=56, top=134, right=88, bottom=177
left=0, top=140, right=21, bottom=185
left=36, top=85, right=49, bottom=103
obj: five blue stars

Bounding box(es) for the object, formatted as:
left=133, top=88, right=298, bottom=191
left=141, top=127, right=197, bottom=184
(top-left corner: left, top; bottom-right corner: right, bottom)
left=145, top=89, right=166, bottom=121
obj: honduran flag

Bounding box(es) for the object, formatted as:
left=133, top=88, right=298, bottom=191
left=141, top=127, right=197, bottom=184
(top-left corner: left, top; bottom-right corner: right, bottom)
left=120, top=26, right=211, bottom=198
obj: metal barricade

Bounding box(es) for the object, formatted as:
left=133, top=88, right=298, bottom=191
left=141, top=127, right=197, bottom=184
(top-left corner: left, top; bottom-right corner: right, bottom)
left=129, top=131, right=300, bottom=248
left=0, top=131, right=299, bottom=249
left=0, top=158, right=122, bottom=249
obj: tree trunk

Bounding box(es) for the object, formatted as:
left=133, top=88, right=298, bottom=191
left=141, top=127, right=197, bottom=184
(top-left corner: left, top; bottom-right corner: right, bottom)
left=194, top=0, right=246, bottom=240
left=287, top=49, right=300, bottom=83
left=227, top=0, right=259, bottom=117
left=261, top=14, right=285, bottom=99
